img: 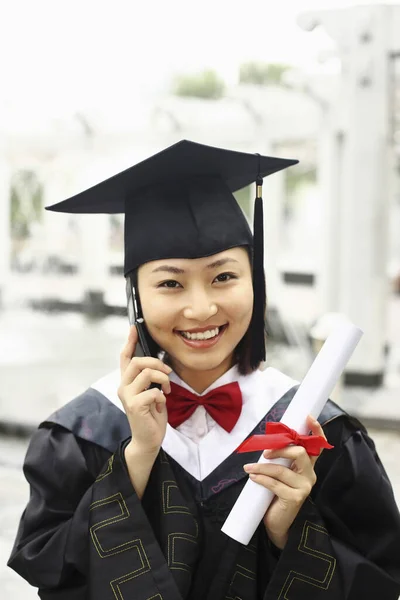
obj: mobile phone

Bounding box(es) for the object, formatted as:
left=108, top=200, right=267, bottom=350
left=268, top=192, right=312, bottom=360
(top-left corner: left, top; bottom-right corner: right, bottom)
left=126, top=277, right=152, bottom=358
left=126, top=278, right=164, bottom=390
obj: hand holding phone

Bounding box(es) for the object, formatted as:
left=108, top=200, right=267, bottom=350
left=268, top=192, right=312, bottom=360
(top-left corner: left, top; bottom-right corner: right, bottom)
left=118, top=326, right=171, bottom=454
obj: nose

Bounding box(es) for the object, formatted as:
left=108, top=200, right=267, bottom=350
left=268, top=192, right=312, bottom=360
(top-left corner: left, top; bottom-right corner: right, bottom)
left=183, top=289, right=218, bottom=322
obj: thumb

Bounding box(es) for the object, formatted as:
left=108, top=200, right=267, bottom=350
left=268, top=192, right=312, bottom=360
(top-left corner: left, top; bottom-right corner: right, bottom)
left=306, top=414, right=328, bottom=465
left=306, top=415, right=326, bottom=439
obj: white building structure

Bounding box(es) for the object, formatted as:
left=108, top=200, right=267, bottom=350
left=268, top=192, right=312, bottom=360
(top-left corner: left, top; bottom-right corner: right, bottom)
left=0, top=86, right=320, bottom=309
left=1, top=3, right=400, bottom=388
left=299, top=3, right=400, bottom=385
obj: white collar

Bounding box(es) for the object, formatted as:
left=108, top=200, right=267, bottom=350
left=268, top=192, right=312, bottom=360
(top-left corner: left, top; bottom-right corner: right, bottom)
left=91, top=366, right=297, bottom=482
left=168, top=364, right=240, bottom=393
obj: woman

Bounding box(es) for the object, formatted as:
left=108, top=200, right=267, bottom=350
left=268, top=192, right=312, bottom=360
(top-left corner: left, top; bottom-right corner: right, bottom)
left=8, top=140, right=400, bottom=599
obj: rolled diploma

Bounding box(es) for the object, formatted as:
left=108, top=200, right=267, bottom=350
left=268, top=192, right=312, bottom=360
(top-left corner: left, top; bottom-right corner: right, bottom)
left=221, top=321, right=363, bottom=545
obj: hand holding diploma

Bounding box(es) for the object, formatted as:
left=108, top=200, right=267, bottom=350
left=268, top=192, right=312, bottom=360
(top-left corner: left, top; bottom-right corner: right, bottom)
left=221, top=321, right=363, bottom=545
left=242, top=415, right=328, bottom=549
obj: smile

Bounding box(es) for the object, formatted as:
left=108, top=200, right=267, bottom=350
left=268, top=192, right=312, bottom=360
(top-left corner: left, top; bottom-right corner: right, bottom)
left=180, top=327, right=220, bottom=340
left=176, top=325, right=228, bottom=347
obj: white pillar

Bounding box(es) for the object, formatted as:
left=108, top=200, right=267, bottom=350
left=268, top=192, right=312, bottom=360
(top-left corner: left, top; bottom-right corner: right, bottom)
left=74, top=159, right=110, bottom=313
left=78, top=213, right=109, bottom=311
left=338, top=7, right=391, bottom=385
left=301, top=5, right=399, bottom=386
left=42, top=173, right=73, bottom=270
left=0, top=160, right=11, bottom=307
left=39, top=160, right=109, bottom=313
left=316, top=114, right=344, bottom=315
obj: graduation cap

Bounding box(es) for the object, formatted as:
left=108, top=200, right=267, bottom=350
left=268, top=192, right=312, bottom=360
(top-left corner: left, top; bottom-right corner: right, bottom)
left=47, top=140, right=298, bottom=367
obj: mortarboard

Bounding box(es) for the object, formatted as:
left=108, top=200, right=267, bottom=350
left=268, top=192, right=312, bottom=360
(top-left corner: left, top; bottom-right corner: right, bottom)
left=46, top=140, right=298, bottom=366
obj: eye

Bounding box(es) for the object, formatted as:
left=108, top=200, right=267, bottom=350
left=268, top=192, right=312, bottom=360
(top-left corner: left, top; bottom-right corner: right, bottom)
left=158, top=279, right=182, bottom=289
left=214, top=272, right=238, bottom=283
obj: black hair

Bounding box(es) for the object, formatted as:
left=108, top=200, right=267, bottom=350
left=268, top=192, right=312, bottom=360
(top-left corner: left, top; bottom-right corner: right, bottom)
left=235, top=245, right=267, bottom=375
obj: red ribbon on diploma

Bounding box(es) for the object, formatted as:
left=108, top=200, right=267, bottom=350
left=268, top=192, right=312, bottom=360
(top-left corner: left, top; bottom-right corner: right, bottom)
left=237, top=422, right=334, bottom=456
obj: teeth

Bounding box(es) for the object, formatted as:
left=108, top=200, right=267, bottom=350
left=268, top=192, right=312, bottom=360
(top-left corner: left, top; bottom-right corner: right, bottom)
left=181, top=327, right=220, bottom=340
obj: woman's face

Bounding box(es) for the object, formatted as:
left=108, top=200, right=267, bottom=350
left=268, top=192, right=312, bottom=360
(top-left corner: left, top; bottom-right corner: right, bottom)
left=138, top=247, right=253, bottom=388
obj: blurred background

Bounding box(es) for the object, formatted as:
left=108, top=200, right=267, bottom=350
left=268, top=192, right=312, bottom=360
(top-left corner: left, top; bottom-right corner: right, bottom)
left=1, top=0, right=400, bottom=596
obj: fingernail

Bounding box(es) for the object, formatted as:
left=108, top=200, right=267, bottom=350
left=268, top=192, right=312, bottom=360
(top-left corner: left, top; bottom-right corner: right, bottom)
left=263, top=449, right=271, bottom=458
left=164, top=365, right=172, bottom=373
left=243, top=464, right=254, bottom=472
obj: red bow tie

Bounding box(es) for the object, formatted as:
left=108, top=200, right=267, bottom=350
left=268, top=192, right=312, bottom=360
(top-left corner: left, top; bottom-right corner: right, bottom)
left=166, top=381, right=242, bottom=432
left=237, top=422, right=334, bottom=456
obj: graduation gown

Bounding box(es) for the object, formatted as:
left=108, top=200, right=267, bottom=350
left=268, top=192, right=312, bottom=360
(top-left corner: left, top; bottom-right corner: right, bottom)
left=8, top=366, right=400, bottom=599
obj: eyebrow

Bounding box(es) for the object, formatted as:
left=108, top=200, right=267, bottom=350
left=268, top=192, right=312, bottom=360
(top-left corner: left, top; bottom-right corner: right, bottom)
left=206, top=257, right=239, bottom=270
left=151, top=265, right=185, bottom=275
left=151, top=257, right=239, bottom=275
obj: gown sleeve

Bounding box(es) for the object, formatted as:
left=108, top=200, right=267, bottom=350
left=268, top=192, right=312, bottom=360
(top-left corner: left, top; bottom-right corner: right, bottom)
left=7, top=425, right=108, bottom=597
left=8, top=424, right=189, bottom=600
left=264, top=418, right=400, bottom=599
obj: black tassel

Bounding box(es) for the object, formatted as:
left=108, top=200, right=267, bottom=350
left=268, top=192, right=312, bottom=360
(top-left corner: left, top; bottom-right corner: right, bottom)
left=249, top=176, right=266, bottom=368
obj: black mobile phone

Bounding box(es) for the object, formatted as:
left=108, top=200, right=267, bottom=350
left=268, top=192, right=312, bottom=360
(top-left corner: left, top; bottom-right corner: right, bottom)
left=126, top=277, right=163, bottom=391
left=126, top=277, right=152, bottom=358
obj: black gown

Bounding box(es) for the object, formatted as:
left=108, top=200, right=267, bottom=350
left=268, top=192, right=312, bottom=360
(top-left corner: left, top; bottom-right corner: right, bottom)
left=8, top=379, right=400, bottom=599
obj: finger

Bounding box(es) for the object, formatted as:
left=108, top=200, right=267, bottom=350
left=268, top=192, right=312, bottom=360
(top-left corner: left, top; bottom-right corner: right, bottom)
left=146, top=388, right=167, bottom=413
left=128, top=368, right=171, bottom=395
left=121, top=357, right=172, bottom=388
left=306, top=415, right=326, bottom=439
left=244, top=461, right=313, bottom=490
left=245, top=461, right=315, bottom=489
left=306, top=415, right=329, bottom=465
left=263, top=446, right=313, bottom=474
left=120, top=326, right=138, bottom=374
left=156, top=391, right=167, bottom=413
left=248, top=473, right=307, bottom=505
left=124, top=388, right=166, bottom=414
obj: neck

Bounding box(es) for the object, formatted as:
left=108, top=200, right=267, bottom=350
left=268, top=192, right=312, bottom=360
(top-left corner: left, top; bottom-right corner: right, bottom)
left=170, top=355, right=235, bottom=394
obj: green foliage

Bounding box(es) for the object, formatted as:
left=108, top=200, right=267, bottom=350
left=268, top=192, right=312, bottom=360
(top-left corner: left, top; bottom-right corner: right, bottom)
left=239, top=62, right=291, bottom=86
left=10, top=170, right=43, bottom=240
left=173, top=69, right=225, bottom=99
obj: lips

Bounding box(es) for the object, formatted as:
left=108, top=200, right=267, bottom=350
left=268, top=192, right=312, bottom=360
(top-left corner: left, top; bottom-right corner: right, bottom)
left=176, top=324, right=228, bottom=348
